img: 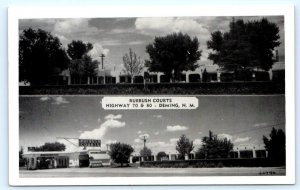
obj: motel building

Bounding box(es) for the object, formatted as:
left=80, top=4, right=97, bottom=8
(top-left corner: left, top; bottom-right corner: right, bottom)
left=23, top=139, right=111, bottom=170
left=130, top=146, right=268, bottom=163
left=23, top=149, right=111, bottom=170
left=54, top=59, right=284, bottom=86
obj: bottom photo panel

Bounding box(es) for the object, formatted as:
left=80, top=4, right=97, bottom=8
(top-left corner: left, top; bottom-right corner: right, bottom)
left=19, top=95, right=286, bottom=179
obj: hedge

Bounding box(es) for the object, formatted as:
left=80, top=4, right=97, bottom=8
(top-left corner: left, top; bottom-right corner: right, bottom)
left=19, top=81, right=284, bottom=95
left=140, top=158, right=284, bottom=168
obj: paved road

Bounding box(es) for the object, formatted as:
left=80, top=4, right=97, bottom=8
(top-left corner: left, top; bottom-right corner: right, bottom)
left=19, top=167, right=286, bottom=178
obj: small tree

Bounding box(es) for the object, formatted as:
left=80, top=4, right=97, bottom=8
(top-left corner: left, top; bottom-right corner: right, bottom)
left=19, top=146, right=26, bottom=167
left=33, top=142, right=66, bottom=152
left=196, top=131, right=233, bottom=159
left=140, top=146, right=152, bottom=160
left=122, top=48, right=144, bottom=83
left=146, top=32, right=202, bottom=82
left=176, top=134, right=194, bottom=160
left=263, top=128, right=285, bottom=165
left=157, top=151, right=168, bottom=161
left=109, top=142, right=134, bottom=167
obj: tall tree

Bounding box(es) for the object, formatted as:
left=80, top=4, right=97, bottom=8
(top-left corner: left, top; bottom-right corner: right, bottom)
left=67, top=40, right=97, bottom=82
left=109, top=142, right=134, bottom=167
left=122, top=48, right=144, bottom=83
left=196, top=131, right=233, bottom=159
left=146, top=32, right=202, bottom=82
left=207, top=18, right=280, bottom=72
left=176, top=134, right=194, bottom=160
left=67, top=40, right=93, bottom=60
left=19, top=28, right=69, bottom=85
left=263, top=128, right=285, bottom=165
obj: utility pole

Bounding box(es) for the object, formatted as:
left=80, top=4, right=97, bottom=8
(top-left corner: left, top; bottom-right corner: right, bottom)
left=139, top=135, right=148, bottom=149
left=100, top=54, right=105, bottom=70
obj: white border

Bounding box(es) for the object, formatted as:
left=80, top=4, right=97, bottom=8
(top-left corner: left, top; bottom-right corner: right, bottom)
left=8, top=5, right=295, bottom=186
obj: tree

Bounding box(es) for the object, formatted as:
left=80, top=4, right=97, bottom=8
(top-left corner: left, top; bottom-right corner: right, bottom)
left=122, top=48, right=144, bottom=83
left=263, top=128, right=285, bottom=165
left=33, top=142, right=66, bottom=152
left=109, top=142, right=134, bottom=167
left=207, top=18, right=280, bottom=72
left=67, top=40, right=93, bottom=60
left=19, top=28, right=70, bottom=85
left=196, top=131, right=233, bottom=159
left=69, top=55, right=98, bottom=80
left=146, top=32, right=202, bottom=82
left=67, top=40, right=98, bottom=83
left=176, top=134, right=194, bottom=160
left=140, top=146, right=152, bottom=157
left=157, top=151, right=168, bottom=161
left=19, top=146, right=26, bottom=167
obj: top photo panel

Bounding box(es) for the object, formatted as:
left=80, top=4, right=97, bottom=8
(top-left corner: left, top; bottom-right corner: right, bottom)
left=19, top=16, right=285, bottom=95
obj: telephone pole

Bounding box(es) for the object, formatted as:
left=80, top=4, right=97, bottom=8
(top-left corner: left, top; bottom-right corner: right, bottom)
left=100, top=54, right=105, bottom=70
left=139, top=135, right=148, bottom=149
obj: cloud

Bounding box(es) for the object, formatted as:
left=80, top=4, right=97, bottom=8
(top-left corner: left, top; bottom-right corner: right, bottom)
left=139, top=133, right=150, bottom=139
left=40, top=96, right=69, bottom=105
left=134, top=138, right=142, bottom=143
left=40, top=96, right=50, bottom=101
left=169, top=138, right=179, bottom=144
left=253, top=123, right=268, bottom=128
left=217, top=133, right=232, bottom=141
left=136, top=17, right=208, bottom=36
left=52, top=96, right=69, bottom=105
left=79, top=117, right=125, bottom=140
left=133, top=138, right=179, bottom=154
left=234, top=137, right=251, bottom=143
left=166, top=125, right=188, bottom=132
left=153, top=114, right=162, bottom=118
left=105, top=114, right=122, bottom=120
left=88, top=42, right=110, bottom=60
left=105, top=139, right=117, bottom=145
left=53, top=18, right=98, bottom=35
left=137, top=130, right=142, bottom=134
left=193, top=138, right=203, bottom=146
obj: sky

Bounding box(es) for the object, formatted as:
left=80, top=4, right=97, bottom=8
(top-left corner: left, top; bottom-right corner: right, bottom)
left=19, top=16, right=285, bottom=74
left=19, top=95, right=285, bottom=155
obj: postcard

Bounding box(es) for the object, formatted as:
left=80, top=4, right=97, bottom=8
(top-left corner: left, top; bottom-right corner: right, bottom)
left=9, top=5, right=295, bottom=185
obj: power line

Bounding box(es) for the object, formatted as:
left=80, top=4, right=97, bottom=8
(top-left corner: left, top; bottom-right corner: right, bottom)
left=229, top=122, right=285, bottom=136
left=56, top=137, right=79, bottom=147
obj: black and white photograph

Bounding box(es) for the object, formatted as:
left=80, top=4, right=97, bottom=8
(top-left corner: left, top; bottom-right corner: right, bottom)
left=8, top=6, right=295, bottom=186
left=19, top=95, right=286, bottom=177
left=18, top=15, right=285, bottom=95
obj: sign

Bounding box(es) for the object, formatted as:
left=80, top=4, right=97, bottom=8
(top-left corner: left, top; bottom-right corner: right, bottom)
left=102, top=97, right=199, bottom=110
left=78, top=139, right=101, bottom=147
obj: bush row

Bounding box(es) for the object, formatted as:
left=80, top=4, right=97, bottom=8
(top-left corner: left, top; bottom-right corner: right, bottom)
left=140, top=158, right=284, bottom=168
left=20, top=81, right=285, bottom=95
